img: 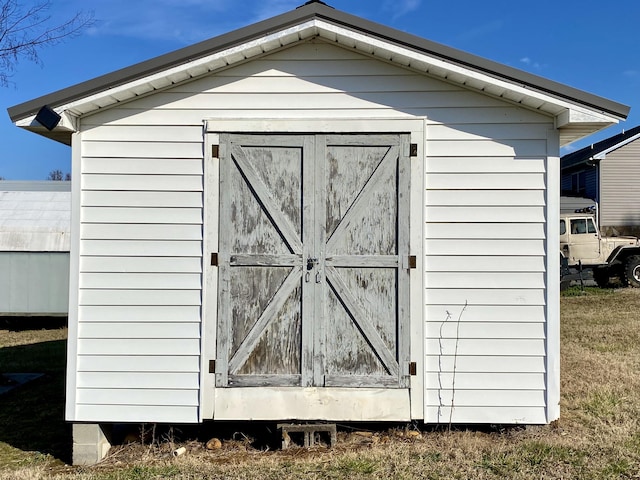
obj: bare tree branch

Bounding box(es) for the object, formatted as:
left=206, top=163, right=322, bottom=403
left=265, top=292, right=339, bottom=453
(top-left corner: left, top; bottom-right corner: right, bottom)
left=0, top=0, right=93, bottom=86
left=47, top=169, right=69, bottom=181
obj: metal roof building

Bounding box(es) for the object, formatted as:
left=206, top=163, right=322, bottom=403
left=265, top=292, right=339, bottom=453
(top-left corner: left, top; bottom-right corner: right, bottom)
left=0, top=181, right=70, bottom=316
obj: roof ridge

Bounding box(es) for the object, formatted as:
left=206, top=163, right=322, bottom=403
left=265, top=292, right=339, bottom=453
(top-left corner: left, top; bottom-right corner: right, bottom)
left=297, top=0, right=333, bottom=8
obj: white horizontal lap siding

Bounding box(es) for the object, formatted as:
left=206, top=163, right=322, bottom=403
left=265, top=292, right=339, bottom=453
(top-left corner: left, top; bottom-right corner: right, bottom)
left=76, top=119, right=203, bottom=423
left=425, top=119, right=552, bottom=425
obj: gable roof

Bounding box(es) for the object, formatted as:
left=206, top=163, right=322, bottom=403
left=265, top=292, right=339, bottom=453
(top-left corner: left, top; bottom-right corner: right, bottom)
left=7, top=2, right=629, bottom=147
left=561, top=125, right=640, bottom=169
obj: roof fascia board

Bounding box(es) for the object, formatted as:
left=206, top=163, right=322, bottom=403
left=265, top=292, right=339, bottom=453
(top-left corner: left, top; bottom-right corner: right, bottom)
left=8, top=2, right=629, bottom=124
left=555, top=108, right=618, bottom=129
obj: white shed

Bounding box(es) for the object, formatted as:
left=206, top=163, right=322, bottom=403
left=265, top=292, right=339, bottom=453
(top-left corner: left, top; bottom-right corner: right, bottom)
left=0, top=181, right=70, bottom=316
left=7, top=2, right=629, bottom=464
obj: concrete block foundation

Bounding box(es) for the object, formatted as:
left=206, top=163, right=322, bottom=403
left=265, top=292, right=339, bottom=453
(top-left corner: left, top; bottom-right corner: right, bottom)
left=72, top=423, right=112, bottom=465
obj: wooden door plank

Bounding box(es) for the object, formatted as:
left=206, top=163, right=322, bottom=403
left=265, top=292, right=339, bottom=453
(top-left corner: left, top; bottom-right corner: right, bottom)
left=325, top=145, right=398, bottom=254
left=229, top=254, right=302, bottom=266
left=325, top=266, right=399, bottom=378
left=324, top=375, right=401, bottom=388
left=230, top=145, right=303, bottom=254
left=397, top=134, right=411, bottom=388
left=227, top=266, right=302, bottom=374
left=216, top=137, right=232, bottom=387
left=228, top=374, right=301, bottom=387
left=325, top=255, right=399, bottom=268
left=306, top=135, right=321, bottom=387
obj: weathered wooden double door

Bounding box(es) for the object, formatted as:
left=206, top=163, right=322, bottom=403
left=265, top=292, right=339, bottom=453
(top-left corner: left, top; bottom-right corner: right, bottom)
left=216, top=133, right=410, bottom=389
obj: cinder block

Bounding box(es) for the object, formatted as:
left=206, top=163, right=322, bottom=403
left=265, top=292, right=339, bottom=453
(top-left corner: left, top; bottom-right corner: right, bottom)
left=72, top=424, right=104, bottom=444
left=72, top=424, right=112, bottom=465
left=277, top=423, right=337, bottom=449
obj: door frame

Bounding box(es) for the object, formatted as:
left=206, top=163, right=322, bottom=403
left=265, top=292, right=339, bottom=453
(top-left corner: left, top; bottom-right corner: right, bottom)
left=201, top=118, right=425, bottom=421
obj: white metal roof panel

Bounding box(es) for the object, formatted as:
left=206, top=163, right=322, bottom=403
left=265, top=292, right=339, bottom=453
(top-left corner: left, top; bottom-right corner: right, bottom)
left=0, top=189, right=71, bottom=252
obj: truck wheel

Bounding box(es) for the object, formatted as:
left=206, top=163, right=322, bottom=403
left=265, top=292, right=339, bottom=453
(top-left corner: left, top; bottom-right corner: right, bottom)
left=624, top=256, right=640, bottom=288
left=593, top=267, right=610, bottom=288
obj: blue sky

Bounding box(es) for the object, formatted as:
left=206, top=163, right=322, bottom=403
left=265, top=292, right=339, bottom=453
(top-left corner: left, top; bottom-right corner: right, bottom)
left=2, top=0, right=639, bottom=180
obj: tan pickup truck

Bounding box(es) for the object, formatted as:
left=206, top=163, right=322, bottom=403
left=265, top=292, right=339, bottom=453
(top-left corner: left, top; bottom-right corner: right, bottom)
left=560, top=213, right=640, bottom=287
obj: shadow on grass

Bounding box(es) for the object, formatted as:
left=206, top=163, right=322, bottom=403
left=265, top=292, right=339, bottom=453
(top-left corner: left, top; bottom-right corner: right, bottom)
left=0, top=317, right=70, bottom=463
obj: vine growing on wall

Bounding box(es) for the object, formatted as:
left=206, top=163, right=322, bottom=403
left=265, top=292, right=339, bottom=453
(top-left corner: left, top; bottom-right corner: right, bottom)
left=437, top=300, right=467, bottom=430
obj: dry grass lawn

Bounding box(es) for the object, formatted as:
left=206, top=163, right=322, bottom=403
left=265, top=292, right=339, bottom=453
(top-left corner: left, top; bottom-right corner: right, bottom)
left=1, top=288, right=639, bottom=479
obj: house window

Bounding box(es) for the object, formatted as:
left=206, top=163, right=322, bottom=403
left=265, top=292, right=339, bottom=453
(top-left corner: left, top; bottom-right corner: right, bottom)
left=571, top=171, right=587, bottom=195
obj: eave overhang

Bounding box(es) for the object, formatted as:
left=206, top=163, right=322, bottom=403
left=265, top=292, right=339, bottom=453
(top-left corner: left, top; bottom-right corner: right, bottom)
left=7, top=2, right=629, bottom=147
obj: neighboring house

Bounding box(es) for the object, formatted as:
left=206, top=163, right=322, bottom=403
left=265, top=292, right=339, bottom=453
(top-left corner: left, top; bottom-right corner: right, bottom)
left=0, top=181, right=70, bottom=316
left=7, top=2, right=629, bottom=465
left=561, top=125, right=640, bottom=236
